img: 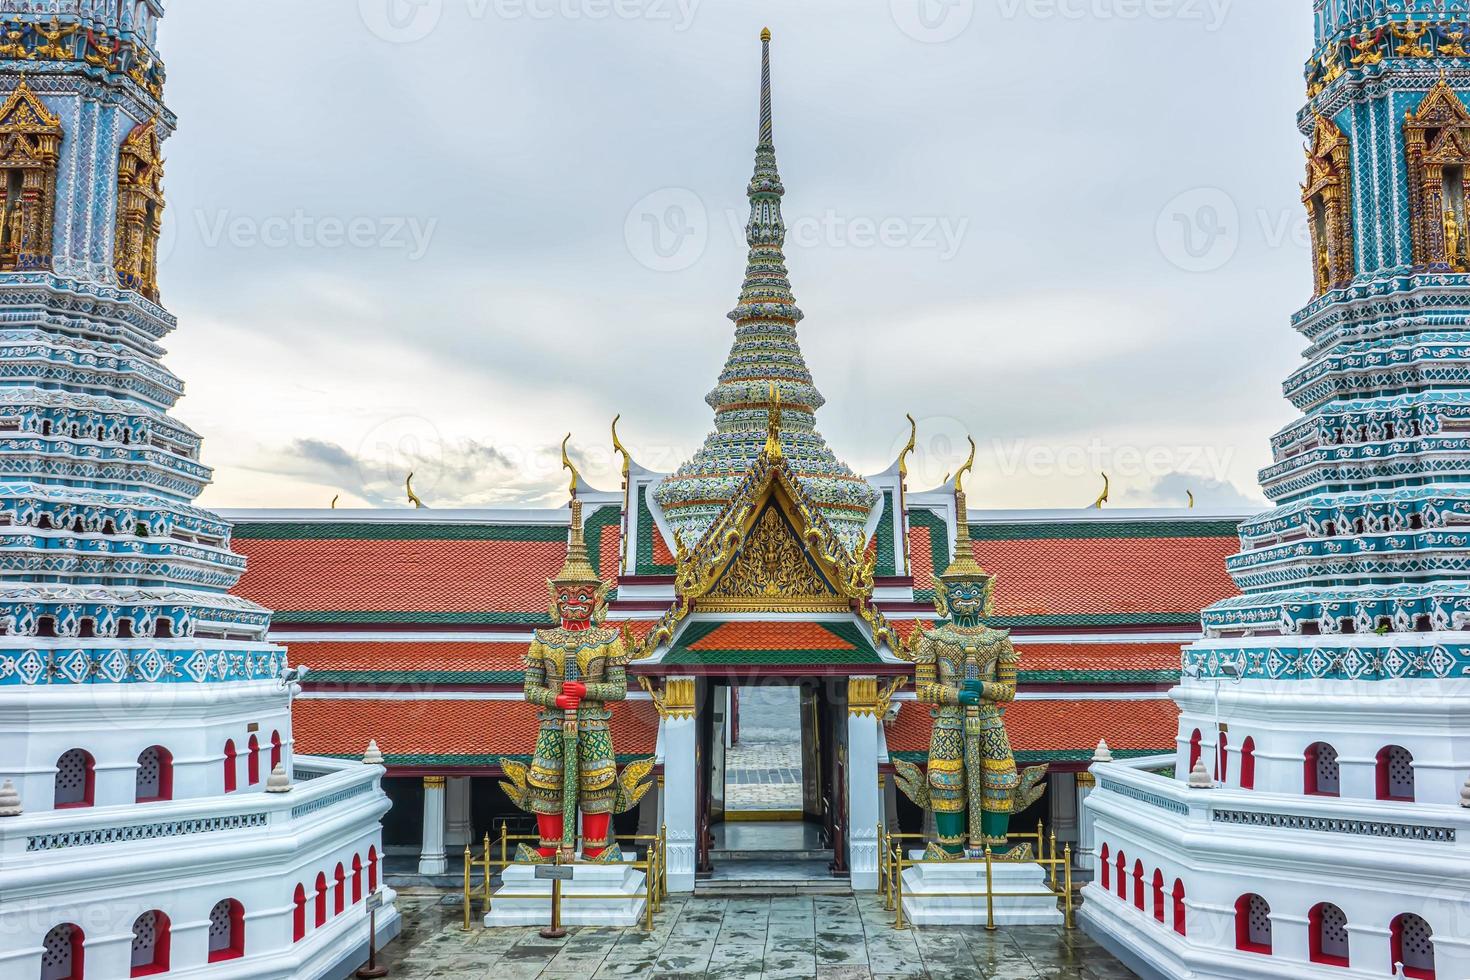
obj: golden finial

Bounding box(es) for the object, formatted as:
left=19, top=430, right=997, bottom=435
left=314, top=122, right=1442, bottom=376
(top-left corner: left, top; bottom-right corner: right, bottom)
left=1091, top=472, right=1110, bottom=510
left=1187, top=490, right=1196, bottom=510
left=560, top=433, right=580, bottom=500
left=764, top=383, right=784, bottom=460
left=406, top=473, right=425, bottom=509
left=938, top=435, right=986, bottom=581
left=953, top=436, right=976, bottom=496
left=761, top=27, right=771, bottom=42
left=611, top=415, right=631, bottom=480
left=330, top=494, right=339, bottom=510
left=898, top=414, right=917, bottom=481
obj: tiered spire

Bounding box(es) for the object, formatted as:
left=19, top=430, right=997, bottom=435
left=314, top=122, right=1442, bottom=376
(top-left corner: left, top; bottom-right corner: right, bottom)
left=655, top=30, right=877, bottom=553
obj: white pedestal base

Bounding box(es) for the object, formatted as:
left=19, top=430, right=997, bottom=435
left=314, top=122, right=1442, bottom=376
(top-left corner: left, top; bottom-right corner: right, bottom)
left=900, top=852, right=1064, bottom=926
left=483, top=864, right=648, bottom=928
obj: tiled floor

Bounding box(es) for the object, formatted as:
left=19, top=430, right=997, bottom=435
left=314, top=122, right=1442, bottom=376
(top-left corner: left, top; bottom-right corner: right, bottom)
left=727, top=686, right=804, bottom=811
left=379, top=889, right=1139, bottom=979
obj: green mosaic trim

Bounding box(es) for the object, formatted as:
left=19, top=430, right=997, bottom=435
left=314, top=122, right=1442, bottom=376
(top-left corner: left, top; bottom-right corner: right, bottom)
left=1018, top=669, right=1181, bottom=684
left=583, top=505, right=622, bottom=580
left=908, top=507, right=949, bottom=582
left=874, top=490, right=896, bottom=578
left=326, top=752, right=651, bottom=767
left=892, top=748, right=1169, bottom=765
left=307, top=670, right=524, bottom=685
left=968, top=519, right=1242, bottom=542
left=272, top=610, right=554, bottom=626
left=636, top=486, right=675, bottom=575
left=232, top=522, right=567, bottom=542
left=662, top=619, right=883, bottom=666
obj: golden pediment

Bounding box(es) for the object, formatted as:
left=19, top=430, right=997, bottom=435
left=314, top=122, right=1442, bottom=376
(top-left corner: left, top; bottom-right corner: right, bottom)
left=702, top=501, right=845, bottom=612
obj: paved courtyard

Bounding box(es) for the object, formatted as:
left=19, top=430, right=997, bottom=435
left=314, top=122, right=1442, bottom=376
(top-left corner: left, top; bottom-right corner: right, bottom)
left=727, top=685, right=804, bottom=811
left=378, top=889, right=1138, bottom=979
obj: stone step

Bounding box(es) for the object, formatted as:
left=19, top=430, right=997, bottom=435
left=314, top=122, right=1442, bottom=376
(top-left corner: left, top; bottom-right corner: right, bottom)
left=709, top=848, right=833, bottom=862
left=695, top=878, right=853, bottom=898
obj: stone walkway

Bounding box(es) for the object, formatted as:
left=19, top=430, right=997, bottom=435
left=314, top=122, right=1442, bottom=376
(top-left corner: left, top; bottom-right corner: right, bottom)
left=728, top=686, right=803, bottom=811
left=379, top=889, right=1138, bottom=979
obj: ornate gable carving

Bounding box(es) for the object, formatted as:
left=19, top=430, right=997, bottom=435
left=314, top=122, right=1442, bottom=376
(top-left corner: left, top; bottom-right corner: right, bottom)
left=1405, top=80, right=1470, bottom=271
left=702, top=496, right=844, bottom=612
left=1302, top=114, right=1354, bottom=295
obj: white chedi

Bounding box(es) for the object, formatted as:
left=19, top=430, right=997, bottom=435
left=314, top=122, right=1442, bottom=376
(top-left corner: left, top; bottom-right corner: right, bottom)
left=1187, top=760, right=1213, bottom=789
left=0, top=779, right=20, bottom=816
left=363, top=739, right=384, bottom=766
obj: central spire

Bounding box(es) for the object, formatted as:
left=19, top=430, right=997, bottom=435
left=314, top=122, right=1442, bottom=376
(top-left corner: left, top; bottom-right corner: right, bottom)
left=654, top=31, right=878, bottom=554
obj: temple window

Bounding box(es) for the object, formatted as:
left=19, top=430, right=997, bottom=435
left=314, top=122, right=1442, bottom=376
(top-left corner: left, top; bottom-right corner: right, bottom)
left=1100, top=844, right=1110, bottom=889
left=135, top=745, right=171, bottom=802
left=1377, top=745, right=1415, bottom=801
left=1235, top=893, right=1273, bottom=955
left=314, top=872, right=327, bottom=927
left=1305, top=741, right=1341, bottom=796
left=292, top=885, right=307, bottom=942
left=1406, top=80, right=1470, bottom=272
left=54, top=748, right=94, bottom=808
left=1151, top=870, right=1165, bottom=923
left=1240, top=737, right=1256, bottom=790
left=352, top=854, right=364, bottom=904
left=1218, top=731, right=1229, bottom=783
left=0, top=81, right=62, bottom=274
left=205, top=899, right=244, bottom=962
left=333, top=862, right=346, bottom=914
left=247, top=734, right=260, bottom=785
left=41, top=923, right=84, bottom=980
left=1115, top=850, right=1127, bottom=901
left=1392, top=913, right=1437, bottom=979
left=222, top=739, right=237, bottom=793
left=270, top=730, right=283, bottom=771
left=113, top=120, right=165, bottom=302
left=1188, top=729, right=1202, bottom=772
left=1172, top=880, right=1187, bottom=936
left=368, top=846, right=379, bottom=891
left=1309, top=903, right=1350, bottom=968
left=128, top=910, right=169, bottom=978
left=1303, top=115, right=1354, bottom=294
left=1132, top=861, right=1145, bottom=911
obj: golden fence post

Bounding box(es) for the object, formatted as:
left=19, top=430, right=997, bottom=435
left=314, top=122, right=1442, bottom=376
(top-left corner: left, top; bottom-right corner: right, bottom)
left=500, top=821, right=508, bottom=870
left=644, top=844, right=655, bottom=931
left=483, top=832, right=492, bottom=913
left=462, top=845, right=472, bottom=930
left=1049, top=832, right=1058, bottom=885
left=893, top=844, right=907, bottom=930
left=984, top=846, right=996, bottom=932
left=1064, top=844, right=1074, bottom=930
left=659, top=824, right=668, bottom=906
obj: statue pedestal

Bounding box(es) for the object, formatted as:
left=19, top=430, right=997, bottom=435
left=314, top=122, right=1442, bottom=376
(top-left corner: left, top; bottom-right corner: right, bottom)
left=484, top=863, right=648, bottom=928
left=900, top=851, right=1064, bottom=926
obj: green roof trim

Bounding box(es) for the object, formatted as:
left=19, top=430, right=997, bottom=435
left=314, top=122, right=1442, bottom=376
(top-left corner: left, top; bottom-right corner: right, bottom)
left=307, top=670, right=525, bottom=685
left=636, top=485, right=675, bottom=576
left=892, top=748, right=1169, bottom=765
left=583, top=504, right=622, bottom=580
left=233, top=522, right=568, bottom=542
left=908, top=507, right=949, bottom=582
left=272, top=610, right=554, bottom=626
left=1018, top=669, right=1181, bottom=684
left=874, top=490, right=896, bottom=578
left=663, top=619, right=884, bottom=667
left=968, top=519, right=1242, bottom=541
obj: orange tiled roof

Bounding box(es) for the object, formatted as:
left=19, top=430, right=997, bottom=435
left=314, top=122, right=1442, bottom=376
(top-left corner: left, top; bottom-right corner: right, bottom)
left=294, top=697, right=661, bottom=765
left=887, top=697, right=1179, bottom=762
left=234, top=537, right=562, bottom=616
left=1014, top=642, right=1183, bottom=672
left=974, top=538, right=1237, bottom=619
left=687, top=621, right=857, bottom=652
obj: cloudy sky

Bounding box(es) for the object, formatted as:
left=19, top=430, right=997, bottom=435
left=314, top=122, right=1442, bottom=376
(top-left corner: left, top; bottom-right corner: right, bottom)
left=159, top=0, right=1308, bottom=512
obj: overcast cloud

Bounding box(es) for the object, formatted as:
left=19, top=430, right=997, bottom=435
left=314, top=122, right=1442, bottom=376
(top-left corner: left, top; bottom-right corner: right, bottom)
left=159, top=0, right=1308, bottom=513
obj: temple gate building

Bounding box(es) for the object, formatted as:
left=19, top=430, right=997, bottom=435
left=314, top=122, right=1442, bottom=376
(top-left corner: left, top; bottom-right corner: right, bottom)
left=225, top=33, right=1246, bottom=894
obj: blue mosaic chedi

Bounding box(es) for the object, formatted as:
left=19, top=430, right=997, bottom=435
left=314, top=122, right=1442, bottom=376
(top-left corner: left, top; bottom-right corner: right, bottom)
left=654, top=31, right=878, bottom=555
left=1196, top=0, right=1470, bottom=680
left=0, top=0, right=283, bottom=686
